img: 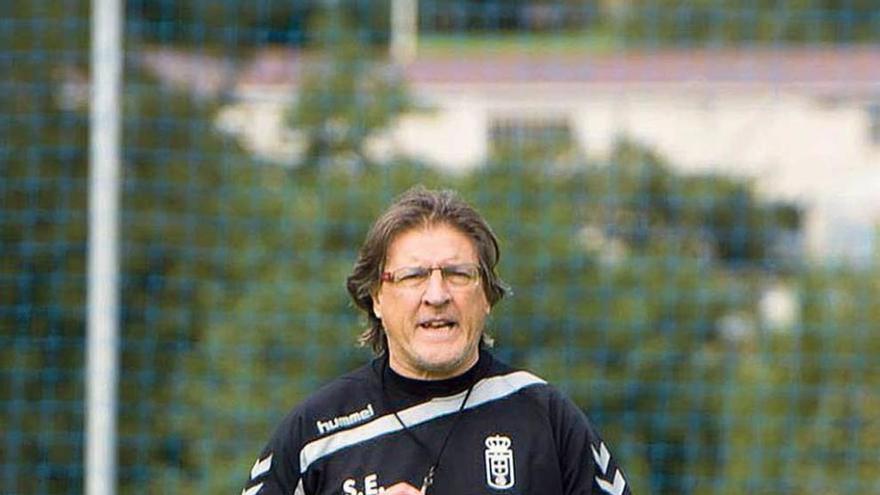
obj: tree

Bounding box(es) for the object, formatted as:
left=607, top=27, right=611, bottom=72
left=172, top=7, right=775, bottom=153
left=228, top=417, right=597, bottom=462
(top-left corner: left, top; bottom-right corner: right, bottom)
left=613, top=0, right=880, bottom=44
left=125, top=0, right=391, bottom=47
left=1, top=1, right=90, bottom=492
left=286, top=3, right=412, bottom=170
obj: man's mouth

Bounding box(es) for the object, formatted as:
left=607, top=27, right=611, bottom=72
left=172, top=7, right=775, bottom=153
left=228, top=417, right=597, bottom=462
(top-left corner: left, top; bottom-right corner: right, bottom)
left=418, top=318, right=457, bottom=330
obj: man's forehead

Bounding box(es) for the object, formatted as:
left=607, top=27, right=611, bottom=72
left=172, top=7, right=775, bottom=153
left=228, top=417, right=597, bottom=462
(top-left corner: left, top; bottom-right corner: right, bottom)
left=384, top=223, right=478, bottom=264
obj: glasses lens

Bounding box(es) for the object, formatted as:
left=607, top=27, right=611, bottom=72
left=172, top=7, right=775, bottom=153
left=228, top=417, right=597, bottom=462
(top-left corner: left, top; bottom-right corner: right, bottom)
left=441, top=264, right=479, bottom=286
left=393, top=266, right=431, bottom=287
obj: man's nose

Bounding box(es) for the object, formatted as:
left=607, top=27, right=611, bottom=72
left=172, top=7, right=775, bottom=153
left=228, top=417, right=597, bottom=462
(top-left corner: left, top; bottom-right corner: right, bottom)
left=422, top=269, right=451, bottom=306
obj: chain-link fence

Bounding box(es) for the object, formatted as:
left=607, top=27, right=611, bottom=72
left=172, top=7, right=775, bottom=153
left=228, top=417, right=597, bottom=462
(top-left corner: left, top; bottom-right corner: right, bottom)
left=3, top=1, right=880, bottom=493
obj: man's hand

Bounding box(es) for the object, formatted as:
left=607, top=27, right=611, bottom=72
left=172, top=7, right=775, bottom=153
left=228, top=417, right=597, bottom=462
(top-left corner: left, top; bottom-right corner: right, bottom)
left=382, top=482, right=423, bottom=495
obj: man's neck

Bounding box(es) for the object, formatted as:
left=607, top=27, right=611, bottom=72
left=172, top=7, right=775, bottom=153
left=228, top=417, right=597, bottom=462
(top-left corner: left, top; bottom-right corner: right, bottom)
left=388, top=352, right=479, bottom=381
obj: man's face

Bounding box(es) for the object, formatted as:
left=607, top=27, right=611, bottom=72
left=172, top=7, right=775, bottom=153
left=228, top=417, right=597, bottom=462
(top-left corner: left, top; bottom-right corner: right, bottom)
left=373, top=223, right=490, bottom=380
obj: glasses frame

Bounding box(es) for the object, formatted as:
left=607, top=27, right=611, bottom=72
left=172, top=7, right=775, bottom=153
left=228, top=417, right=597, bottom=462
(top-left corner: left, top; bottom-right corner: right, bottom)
left=380, top=263, right=482, bottom=289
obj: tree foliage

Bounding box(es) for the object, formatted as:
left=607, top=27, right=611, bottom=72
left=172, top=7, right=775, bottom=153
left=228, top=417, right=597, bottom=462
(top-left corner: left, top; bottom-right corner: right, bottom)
left=1, top=1, right=90, bottom=492
left=125, top=0, right=391, bottom=47
left=614, top=0, right=879, bottom=44
left=285, top=4, right=412, bottom=170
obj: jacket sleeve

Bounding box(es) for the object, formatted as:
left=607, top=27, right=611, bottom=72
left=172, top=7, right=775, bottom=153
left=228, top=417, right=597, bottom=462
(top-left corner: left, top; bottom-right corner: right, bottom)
left=240, top=412, right=306, bottom=495
left=550, top=391, right=633, bottom=495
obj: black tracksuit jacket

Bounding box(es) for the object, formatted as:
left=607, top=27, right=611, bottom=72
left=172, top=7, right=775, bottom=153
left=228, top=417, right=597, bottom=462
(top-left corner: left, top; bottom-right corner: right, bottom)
left=241, top=350, right=632, bottom=495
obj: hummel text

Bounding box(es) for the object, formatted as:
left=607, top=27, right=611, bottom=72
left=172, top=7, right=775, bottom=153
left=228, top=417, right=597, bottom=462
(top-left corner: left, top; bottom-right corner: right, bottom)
left=316, top=403, right=375, bottom=434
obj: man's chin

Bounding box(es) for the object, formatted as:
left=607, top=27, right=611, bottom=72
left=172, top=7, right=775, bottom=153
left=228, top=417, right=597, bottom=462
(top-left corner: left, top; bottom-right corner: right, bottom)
left=413, top=351, right=476, bottom=379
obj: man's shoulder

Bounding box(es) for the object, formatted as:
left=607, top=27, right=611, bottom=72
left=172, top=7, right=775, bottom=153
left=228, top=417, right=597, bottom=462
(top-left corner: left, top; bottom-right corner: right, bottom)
left=484, top=354, right=587, bottom=414
left=481, top=354, right=561, bottom=404
left=298, top=360, right=379, bottom=410
left=274, top=360, right=380, bottom=437
left=484, top=354, right=556, bottom=389
left=482, top=356, right=542, bottom=386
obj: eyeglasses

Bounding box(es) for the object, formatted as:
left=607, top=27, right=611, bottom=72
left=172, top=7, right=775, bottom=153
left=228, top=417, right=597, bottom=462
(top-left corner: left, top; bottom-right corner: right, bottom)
left=380, top=263, right=481, bottom=289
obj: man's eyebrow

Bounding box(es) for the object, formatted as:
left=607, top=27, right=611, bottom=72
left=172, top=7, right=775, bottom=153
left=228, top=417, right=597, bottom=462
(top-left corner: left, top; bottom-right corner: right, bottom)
left=398, top=254, right=469, bottom=264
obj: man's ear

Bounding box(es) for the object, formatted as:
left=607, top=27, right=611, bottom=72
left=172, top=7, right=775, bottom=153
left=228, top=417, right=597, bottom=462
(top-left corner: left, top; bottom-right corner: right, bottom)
left=372, top=293, right=382, bottom=319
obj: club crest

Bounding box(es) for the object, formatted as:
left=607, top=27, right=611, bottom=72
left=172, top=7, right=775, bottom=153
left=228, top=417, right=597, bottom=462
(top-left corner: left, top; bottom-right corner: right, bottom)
left=484, top=434, right=515, bottom=489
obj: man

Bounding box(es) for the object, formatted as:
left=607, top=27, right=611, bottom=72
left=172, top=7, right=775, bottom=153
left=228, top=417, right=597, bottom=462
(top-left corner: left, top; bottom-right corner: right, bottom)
left=241, top=186, right=632, bottom=495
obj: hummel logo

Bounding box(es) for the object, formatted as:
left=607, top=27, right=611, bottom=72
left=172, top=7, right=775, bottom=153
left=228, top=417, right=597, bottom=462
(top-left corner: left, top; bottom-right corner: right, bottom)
left=250, top=453, right=273, bottom=480
left=596, top=470, right=626, bottom=495
left=316, top=403, right=375, bottom=435
left=241, top=482, right=263, bottom=495
left=592, top=442, right=627, bottom=495
left=591, top=442, right=611, bottom=474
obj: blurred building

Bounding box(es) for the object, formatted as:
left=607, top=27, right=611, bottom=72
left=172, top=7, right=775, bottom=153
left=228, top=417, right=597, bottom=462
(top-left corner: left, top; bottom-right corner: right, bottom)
left=142, top=46, right=880, bottom=263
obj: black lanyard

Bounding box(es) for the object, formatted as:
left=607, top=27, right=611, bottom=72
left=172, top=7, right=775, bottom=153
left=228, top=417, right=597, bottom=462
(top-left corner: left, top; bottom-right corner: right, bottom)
left=380, top=357, right=479, bottom=494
